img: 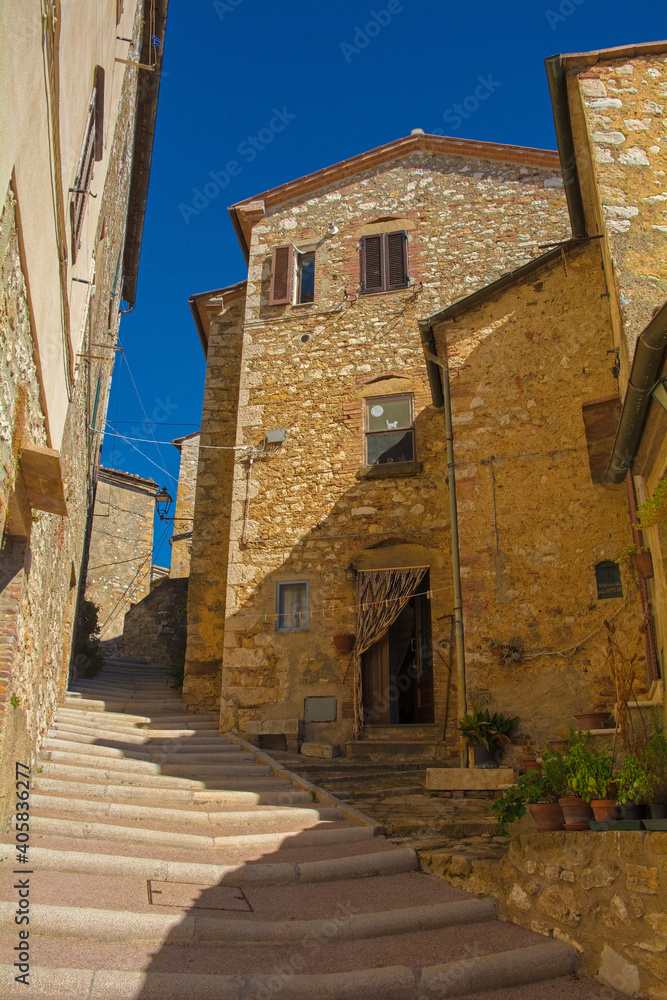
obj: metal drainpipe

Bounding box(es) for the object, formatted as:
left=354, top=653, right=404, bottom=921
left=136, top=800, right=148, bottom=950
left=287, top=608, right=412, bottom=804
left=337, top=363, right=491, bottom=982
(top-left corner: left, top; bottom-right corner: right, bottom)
left=420, top=327, right=468, bottom=766
left=604, top=301, right=667, bottom=484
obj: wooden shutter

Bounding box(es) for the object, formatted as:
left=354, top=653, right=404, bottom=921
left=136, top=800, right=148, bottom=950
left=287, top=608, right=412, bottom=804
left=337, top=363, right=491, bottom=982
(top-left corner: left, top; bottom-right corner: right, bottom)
left=361, top=235, right=383, bottom=293
left=94, top=66, right=105, bottom=162
left=270, top=244, right=294, bottom=305
left=386, top=231, right=408, bottom=289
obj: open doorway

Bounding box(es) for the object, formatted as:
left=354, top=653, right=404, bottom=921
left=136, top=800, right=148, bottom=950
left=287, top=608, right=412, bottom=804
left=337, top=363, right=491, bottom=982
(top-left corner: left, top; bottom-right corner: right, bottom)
left=361, top=574, right=434, bottom=725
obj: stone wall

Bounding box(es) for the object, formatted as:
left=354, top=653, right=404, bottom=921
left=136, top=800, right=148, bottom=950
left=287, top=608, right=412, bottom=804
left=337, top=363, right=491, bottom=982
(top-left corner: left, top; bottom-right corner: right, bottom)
left=123, top=576, right=188, bottom=667
left=0, top=7, right=144, bottom=827
left=170, top=432, right=199, bottom=578
left=570, top=50, right=667, bottom=360
left=431, top=241, right=646, bottom=759
left=84, top=468, right=157, bottom=654
left=186, top=144, right=570, bottom=750
left=421, top=831, right=667, bottom=998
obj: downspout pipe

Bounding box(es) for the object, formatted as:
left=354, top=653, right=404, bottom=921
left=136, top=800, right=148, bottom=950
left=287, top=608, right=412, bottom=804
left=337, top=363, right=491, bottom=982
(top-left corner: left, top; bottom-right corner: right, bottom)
left=545, top=54, right=587, bottom=239
left=419, top=321, right=467, bottom=766
left=605, top=301, right=667, bottom=484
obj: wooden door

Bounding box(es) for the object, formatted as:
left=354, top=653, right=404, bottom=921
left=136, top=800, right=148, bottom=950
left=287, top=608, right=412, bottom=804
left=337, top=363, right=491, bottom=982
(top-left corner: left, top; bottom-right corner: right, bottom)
left=361, top=632, right=390, bottom=725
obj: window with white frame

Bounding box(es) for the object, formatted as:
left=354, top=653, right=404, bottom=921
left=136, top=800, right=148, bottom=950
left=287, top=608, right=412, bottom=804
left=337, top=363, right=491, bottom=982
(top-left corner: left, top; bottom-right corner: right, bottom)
left=364, top=394, right=415, bottom=465
left=276, top=581, right=309, bottom=630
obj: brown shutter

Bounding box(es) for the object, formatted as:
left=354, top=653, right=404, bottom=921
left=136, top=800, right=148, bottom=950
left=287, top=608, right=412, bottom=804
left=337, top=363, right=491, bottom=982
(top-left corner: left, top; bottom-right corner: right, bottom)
left=269, top=244, right=294, bottom=304
left=361, top=235, right=383, bottom=293
left=94, top=66, right=105, bottom=162
left=386, top=231, right=408, bottom=289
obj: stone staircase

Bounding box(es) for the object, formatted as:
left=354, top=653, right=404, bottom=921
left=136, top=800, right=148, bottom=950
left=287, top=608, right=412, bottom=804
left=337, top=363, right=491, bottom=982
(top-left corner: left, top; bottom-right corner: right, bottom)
left=0, top=657, right=623, bottom=999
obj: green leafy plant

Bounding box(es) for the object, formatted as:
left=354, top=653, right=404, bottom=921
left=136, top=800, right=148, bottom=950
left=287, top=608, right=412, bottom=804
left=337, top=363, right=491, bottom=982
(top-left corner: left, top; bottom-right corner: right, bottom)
left=10, top=693, right=19, bottom=708
left=642, top=712, right=667, bottom=803
left=492, top=783, right=527, bottom=834
left=168, top=658, right=185, bottom=690
left=634, top=478, right=667, bottom=531
left=562, top=733, right=615, bottom=802
left=615, top=753, right=652, bottom=806
left=457, top=704, right=519, bottom=751
left=615, top=543, right=645, bottom=565
left=486, top=637, right=524, bottom=665
left=309, top=789, right=319, bottom=803
left=539, top=748, right=569, bottom=802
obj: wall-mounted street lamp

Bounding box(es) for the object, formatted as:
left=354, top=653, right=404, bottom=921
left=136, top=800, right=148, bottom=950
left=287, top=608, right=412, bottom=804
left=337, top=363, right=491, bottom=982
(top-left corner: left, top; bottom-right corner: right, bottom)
left=155, top=486, right=173, bottom=521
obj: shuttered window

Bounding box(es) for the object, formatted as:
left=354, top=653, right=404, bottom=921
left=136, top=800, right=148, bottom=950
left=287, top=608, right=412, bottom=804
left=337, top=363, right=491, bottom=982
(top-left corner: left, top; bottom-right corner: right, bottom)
left=361, top=231, right=409, bottom=293
left=70, top=66, right=105, bottom=263
left=269, top=244, right=294, bottom=305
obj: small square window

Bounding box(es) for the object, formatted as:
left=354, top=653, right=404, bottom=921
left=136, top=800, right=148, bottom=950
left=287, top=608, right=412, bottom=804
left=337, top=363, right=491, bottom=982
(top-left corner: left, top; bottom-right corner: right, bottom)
left=276, top=581, right=309, bottom=630
left=296, top=251, right=315, bottom=304
left=364, top=394, right=415, bottom=466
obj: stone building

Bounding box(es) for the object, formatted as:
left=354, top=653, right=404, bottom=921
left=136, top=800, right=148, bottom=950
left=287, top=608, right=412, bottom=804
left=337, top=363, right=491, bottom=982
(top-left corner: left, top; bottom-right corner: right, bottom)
left=184, top=39, right=666, bottom=761
left=0, top=0, right=167, bottom=824
left=83, top=467, right=157, bottom=655
left=543, top=40, right=667, bottom=724
left=185, top=131, right=573, bottom=755
left=169, top=431, right=200, bottom=578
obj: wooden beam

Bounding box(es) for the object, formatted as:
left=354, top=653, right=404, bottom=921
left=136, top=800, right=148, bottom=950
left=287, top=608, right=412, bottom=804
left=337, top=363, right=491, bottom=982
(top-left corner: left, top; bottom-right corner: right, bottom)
left=19, top=444, right=68, bottom=516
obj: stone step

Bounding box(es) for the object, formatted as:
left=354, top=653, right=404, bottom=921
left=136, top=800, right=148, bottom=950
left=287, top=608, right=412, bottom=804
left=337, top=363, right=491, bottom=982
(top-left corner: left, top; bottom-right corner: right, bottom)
left=0, top=941, right=577, bottom=999
left=38, top=750, right=271, bottom=777
left=47, top=723, right=232, bottom=746
left=37, top=761, right=293, bottom=790
left=32, top=776, right=315, bottom=806
left=0, top=842, right=419, bottom=884
left=25, top=814, right=372, bottom=851
left=41, top=737, right=253, bottom=762
left=53, top=713, right=221, bottom=734
left=29, top=793, right=342, bottom=826
left=4, top=896, right=496, bottom=944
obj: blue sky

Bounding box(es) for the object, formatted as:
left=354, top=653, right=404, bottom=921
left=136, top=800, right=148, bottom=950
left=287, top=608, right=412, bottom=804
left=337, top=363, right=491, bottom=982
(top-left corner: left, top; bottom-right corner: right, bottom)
left=104, top=0, right=667, bottom=566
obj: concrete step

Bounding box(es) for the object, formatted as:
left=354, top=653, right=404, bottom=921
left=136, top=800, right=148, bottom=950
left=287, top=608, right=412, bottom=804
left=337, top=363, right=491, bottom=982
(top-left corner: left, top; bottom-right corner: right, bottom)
left=29, top=792, right=342, bottom=826
left=0, top=941, right=577, bottom=999
left=47, top=723, right=232, bottom=746
left=3, top=896, right=496, bottom=944
left=38, top=750, right=271, bottom=777
left=25, top=813, right=372, bottom=851
left=37, top=761, right=293, bottom=790
left=41, top=737, right=253, bottom=762
left=32, top=776, right=316, bottom=806
left=0, top=842, right=419, bottom=883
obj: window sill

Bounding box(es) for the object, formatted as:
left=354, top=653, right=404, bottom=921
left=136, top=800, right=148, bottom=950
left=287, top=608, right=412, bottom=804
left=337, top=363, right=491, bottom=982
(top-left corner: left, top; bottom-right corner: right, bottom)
left=360, top=285, right=411, bottom=297
left=357, top=461, right=422, bottom=480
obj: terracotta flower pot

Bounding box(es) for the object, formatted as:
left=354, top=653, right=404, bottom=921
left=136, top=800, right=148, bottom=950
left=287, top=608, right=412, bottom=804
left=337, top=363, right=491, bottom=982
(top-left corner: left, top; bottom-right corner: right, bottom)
left=548, top=739, right=568, bottom=752
left=558, top=797, right=594, bottom=830
left=523, top=757, right=541, bottom=771
left=574, top=711, right=611, bottom=731
left=332, top=634, right=355, bottom=653
left=529, top=802, right=565, bottom=832
left=632, top=550, right=654, bottom=579
left=591, top=799, right=621, bottom=823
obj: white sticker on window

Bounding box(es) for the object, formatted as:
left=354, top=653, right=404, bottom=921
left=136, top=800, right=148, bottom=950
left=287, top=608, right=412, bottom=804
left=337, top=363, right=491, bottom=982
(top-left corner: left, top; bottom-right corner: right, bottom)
left=370, top=405, right=384, bottom=417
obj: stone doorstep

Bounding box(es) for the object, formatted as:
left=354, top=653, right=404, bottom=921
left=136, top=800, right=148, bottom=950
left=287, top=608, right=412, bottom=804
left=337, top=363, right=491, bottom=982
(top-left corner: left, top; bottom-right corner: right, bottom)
left=425, top=767, right=516, bottom=791
left=300, top=742, right=340, bottom=759
left=244, top=718, right=303, bottom=737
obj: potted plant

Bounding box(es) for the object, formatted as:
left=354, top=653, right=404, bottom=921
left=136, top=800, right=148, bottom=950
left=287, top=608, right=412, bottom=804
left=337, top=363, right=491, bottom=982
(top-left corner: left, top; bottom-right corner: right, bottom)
left=558, top=733, right=599, bottom=829
left=332, top=634, right=355, bottom=653
left=643, top=716, right=667, bottom=819
left=616, top=542, right=654, bottom=580
left=573, top=710, right=612, bottom=731
left=486, top=637, right=524, bottom=666
left=457, top=704, right=519, bottom=769
left=615, top=753, right=652, bottom=820
left=492, top=763, right=566, bottom=834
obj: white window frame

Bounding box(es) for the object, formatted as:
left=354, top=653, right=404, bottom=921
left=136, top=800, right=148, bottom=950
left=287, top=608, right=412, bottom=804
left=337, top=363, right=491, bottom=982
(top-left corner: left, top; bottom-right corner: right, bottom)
left=275, top=580, right=310, bottom=631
